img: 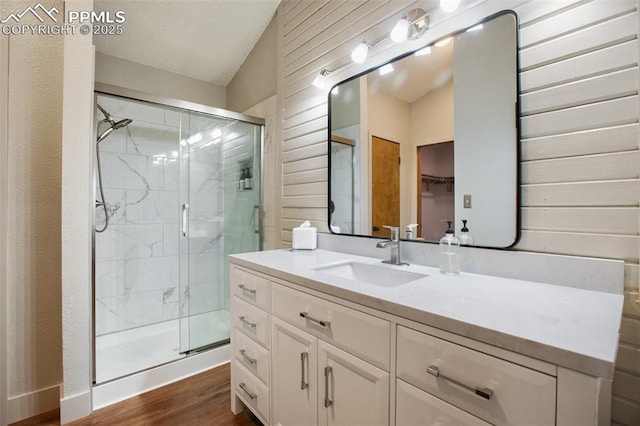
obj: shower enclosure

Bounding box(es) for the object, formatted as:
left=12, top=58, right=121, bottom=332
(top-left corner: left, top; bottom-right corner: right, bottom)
left=93, top=89, right=263, bottom=384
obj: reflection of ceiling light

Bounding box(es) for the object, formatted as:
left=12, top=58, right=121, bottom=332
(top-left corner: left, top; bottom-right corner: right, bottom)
left=331, top=86, right=339, bottom=95
left=435, top=37, right=452, bottom=47
left=187, top=132, right=203, bottom=145
left=351, top=41, right=369, bottom=64
left=180, top=139, right=187, bottom=146
left=312, top=69, right=331, bottom=90
left=415, top=46, right=432, bottom=56
left=380, top=64, right=394, bottom=76
left=440, top=0, right=460, bottom=13
left=467, top=24, right=483, bottom=32
left=171, top=150, right=179, bottom=157
left=211, top=128, right=222, bottom=138
left=390, top=18, right=409, bottom=43
left=213, top=138, right=222, bottom=145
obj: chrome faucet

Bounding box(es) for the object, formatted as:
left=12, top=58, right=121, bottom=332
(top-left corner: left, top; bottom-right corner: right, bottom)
left=376, top=225, right=408, bottom=266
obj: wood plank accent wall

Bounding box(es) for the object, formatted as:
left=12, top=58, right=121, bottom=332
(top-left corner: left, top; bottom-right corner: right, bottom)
left=277, top=1, right=640, bottom=423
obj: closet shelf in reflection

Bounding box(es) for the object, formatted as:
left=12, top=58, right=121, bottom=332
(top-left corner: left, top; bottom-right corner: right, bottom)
left=422, top=174, right=454, bottom=192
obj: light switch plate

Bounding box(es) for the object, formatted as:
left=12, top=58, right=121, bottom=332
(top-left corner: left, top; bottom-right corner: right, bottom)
left=463, top=194, right=472, bottom=208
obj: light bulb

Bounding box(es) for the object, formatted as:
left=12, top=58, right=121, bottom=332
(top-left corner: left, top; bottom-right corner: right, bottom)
left=440, top=0, right=460, bottom=13
left=312, top=73, right=328, bottom=90
left=351, top=42, right=369, bottom=64
left=390, top=18, right=409, bottom=43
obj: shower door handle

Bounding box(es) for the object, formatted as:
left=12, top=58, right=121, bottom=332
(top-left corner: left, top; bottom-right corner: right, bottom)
left=181, top=204, right=189, bottom=237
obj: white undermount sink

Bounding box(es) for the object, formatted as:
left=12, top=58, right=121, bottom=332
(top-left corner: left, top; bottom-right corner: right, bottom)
left=311, top=260, right=428, bottom=287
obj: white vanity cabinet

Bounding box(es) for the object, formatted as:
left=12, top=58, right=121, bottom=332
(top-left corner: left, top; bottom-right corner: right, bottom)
left=230, top=256, right=616, bottom=426
left=271, top=282, right=390, bottom=426
left=230, top=267, right=271, bottom=425
left=396, top=325, right=556, bottom=426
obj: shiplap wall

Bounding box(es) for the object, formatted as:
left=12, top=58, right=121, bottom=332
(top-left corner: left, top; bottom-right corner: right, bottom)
left=278, top=0, right=640, bottom=423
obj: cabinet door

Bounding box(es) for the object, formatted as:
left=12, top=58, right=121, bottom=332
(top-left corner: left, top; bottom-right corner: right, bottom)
left=318, top=340, right=389, bottom=426
left=396, top=379, right=490, bottom=426
left=272, top=317, right=318, bottom=426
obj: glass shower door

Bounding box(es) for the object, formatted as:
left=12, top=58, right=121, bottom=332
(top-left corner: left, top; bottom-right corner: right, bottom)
left=178, top=111, right=261, bottom=353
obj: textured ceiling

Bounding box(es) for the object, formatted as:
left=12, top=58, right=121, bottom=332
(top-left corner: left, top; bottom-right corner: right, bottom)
left=93, top=0, right=280, bottom=86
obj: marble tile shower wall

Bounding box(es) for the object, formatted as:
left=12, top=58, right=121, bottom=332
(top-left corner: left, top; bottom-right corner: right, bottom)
left=221, top=123, right=261, bottom=312
left=94, top=98, right=224, bottom=336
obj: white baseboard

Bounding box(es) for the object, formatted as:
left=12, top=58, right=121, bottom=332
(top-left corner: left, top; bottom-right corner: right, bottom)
left=8, top=384, right=60, bottom=424
left=92, top=344, right=230, bottom=410
left=60, top=390, right=92, bottom=425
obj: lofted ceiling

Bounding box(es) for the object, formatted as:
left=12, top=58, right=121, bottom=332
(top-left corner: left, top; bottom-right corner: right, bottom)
left=93, top=0, right=280, bottom=87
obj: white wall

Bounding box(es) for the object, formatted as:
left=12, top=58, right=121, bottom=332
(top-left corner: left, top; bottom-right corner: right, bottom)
left=227, top=14, right=278, bottom=113
left=2, top=0, right=65, bottom=422
left=61, top=1, right=94, bottom=421
left=1, top=31, right=9, bottom=426
left=95, top=52, right=226, bottom=108
left=277, top=0, right=640, bottom=422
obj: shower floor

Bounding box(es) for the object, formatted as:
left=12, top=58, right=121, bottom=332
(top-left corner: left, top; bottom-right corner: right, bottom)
left=96, top=309, right=230, bottom=384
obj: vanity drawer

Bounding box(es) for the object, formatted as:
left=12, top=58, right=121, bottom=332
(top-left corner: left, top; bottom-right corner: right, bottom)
left=234, top=328, right=270, bottom=386
left=396, top=379, right=490, bottom=426
left=271, top=282, right=390, bottom=371
left=235, top=361, right=270, bottom=423
left=396, top=325, right=556, bottom=426
left=232, top=296, right=270, bottom=349
left=231, top=266, right=270, bottom=310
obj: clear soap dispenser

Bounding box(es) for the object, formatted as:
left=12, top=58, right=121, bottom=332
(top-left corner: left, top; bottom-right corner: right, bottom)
left=459, top=219, right=475, bottom=246
left=439, top=220, right=460, bottom=275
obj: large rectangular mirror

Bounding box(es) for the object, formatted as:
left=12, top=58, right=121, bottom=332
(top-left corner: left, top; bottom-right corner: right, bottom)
left=329, top=11, right=519, bottom=248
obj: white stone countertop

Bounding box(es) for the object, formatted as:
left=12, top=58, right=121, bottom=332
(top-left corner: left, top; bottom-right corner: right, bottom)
left=230, top=248, right=624, bottom=379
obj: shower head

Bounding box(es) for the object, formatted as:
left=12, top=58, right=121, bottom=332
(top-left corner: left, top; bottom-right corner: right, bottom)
left=95, top=105, right=133, bottom=143
left=114, top=118, right=133, bottom=130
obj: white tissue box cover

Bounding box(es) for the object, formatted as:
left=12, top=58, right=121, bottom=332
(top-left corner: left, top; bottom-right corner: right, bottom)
left=293, top=226, right=317, bottom=250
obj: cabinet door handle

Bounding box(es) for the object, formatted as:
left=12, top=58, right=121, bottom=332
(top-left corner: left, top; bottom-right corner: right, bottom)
left=300, top=312, right=331, bottom=328
left=324, top=366, right=333, bottom=407
left=301, top=352, right=309, bottom=390
left=239, top=349, right=257, bottom=365
left=238, top=316, right=257, bottom=329
left=427, top=365, right=494, bottom=400
left=239, top=382, right=257, bottom=400
left=238, top=284, right=257, bottom=295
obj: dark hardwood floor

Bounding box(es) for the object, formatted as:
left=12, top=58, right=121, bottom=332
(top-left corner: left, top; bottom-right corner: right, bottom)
left=11, top=363, right=261, bottom=426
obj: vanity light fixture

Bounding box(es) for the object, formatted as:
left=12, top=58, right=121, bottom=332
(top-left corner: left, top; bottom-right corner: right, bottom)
left=379, top=63, right=394, bottom=76
left=351, top=41, right=370, bottom=64
left=312, top=69, right=331, bottom=90
left=390, top=8, right=429, bottom=43
left=440, top=0, right=460, bottom=13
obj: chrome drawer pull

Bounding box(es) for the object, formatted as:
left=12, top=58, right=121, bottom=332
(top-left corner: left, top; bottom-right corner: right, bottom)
left=238, top=284, right=257, bottom=295
left=238, top=316, right=257, bottom=329
left=239, top=382, right=257, bottom=400
left=427, top=365, right=494, bottom=400
left=239, top=349, right=257, bottom=365
left=300, top=312, right=331, bottom=328
left=324, top=366, right=333, bottom=407
left=301, top=352, right=309, bottom=390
